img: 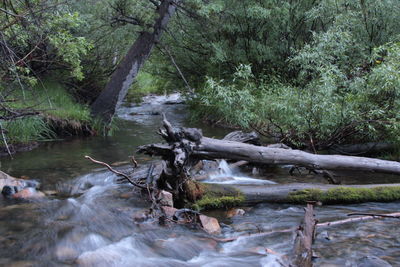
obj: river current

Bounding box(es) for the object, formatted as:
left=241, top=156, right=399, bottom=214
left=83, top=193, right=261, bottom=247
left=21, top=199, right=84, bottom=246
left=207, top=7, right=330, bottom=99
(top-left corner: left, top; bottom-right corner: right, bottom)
left=0, top=94, right=399, bottom=266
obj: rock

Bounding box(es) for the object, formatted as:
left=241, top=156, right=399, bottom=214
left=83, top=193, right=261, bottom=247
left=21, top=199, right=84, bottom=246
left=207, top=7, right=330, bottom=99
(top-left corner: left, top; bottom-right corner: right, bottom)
left=44, top=190, right=58, bottom=196
left=157, top=190, right=173, bottom=207
left=0, top=171, right=40, bottom=192
left=2, top=185, right=19, bottom=198
left=12, top=188, right=45, bottom=199
left=199, top=215, right=221, bottom=235
left=357, top=256, right=392, bottom=267
left=55, top=246, right=79, bottom=261
left=226, top=208, right=245, bottom=218
left=7, top=260, right=38, bottom=267
left=318, top=230, right=331, bottom=241
left=161, top=206, right=177, bottom=218
left=132, top=209, right=150, bottom=222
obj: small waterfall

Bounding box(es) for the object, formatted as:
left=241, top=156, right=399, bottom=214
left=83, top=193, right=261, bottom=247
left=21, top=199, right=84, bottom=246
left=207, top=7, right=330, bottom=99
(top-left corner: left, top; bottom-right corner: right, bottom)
left=217, top=160, right=233, bottom=176
left=206, top=160, right=277, bottom=185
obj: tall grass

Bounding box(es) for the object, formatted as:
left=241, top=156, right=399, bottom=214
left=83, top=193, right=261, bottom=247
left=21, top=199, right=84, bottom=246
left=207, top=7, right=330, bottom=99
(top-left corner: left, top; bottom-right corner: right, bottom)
left=1, top=117, right=55, bottom=145
left=2, top=81, right=91, bottom=145
left=10, top=81, right=91, bottom=122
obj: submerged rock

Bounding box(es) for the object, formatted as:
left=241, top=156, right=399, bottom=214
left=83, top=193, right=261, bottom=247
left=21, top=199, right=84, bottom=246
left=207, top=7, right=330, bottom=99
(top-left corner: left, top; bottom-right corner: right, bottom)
left=357, top=256, right=392, bottom=267
left=12, top=188, right=45, bottom=199
left=226, top=208, right=245, bottom=218
left=132, top=209, right=150, bottom=223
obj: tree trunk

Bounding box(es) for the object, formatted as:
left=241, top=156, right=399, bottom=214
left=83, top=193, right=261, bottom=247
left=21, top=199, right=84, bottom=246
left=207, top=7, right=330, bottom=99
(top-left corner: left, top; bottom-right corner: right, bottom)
left=91, top=0, right=179, bottom=123
left=138, top=118, right=400, bottom=177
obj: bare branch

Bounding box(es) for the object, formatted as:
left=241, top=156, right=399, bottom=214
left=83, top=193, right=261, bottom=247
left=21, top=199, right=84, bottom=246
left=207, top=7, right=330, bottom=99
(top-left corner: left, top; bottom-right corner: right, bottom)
left=85, top=155, right=147, bottom=189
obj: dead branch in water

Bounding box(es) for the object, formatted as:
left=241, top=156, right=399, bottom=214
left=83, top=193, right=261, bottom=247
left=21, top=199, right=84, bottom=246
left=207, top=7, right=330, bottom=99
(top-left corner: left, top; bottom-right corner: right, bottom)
left=317, top=212, right=400, bottom=227
left=347, top=212, right=400, bottom=218
left=85, top=155, right=146, bottom=189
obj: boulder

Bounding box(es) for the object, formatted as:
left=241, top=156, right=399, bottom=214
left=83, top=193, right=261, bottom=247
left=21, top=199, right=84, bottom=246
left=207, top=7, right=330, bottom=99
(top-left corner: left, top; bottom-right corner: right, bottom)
left=199, top=215, right=221, bottom=235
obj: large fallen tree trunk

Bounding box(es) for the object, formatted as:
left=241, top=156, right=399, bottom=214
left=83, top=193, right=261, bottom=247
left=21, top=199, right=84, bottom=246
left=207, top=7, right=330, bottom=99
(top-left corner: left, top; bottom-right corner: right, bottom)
left=139, top=117, right=400, bottom=177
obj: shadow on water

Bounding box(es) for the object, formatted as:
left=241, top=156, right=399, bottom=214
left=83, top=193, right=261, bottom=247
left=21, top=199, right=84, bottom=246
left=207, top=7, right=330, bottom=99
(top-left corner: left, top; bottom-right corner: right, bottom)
left=0, top=94, right=399, bottom=266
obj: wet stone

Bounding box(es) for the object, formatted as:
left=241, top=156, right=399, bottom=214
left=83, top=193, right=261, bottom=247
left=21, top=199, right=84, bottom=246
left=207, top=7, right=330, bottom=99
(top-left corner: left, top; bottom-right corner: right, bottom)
left=357, top=256, right=392, bottom=267
left=157, top=190, right=173, bottom=207
left=199, top=215, right=221, bottom=235
left=226, top=208, right=245, bottom=218
left=55, top=246, right=79, bottom=261
left=161, top=206, right=177, bottom=218
left=12, top=188, right=45, bottom=199
left=132, top=209, right=150, bottom=222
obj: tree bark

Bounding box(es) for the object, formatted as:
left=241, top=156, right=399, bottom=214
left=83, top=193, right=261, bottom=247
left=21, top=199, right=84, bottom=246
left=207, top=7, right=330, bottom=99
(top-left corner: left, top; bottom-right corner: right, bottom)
left=231, top=183, right=400, bottom=204
left=291, top=203, right=316, bottom=267
left=138, top=119, right=400, bottom=177
left=91, top=0, right=179, bottom=123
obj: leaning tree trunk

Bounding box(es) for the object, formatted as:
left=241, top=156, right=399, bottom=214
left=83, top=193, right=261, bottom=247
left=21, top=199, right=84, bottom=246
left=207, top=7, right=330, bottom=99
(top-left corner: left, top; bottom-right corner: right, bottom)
left=91, top=0, right=179, bottom=123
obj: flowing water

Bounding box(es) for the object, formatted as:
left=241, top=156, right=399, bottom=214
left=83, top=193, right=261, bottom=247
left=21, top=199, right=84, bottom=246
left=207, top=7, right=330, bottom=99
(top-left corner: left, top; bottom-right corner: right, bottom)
left=0, top=94, right=399, bottom=266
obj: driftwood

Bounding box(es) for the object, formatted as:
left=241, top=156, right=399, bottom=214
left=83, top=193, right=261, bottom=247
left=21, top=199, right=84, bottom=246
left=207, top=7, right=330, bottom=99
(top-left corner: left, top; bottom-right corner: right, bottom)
left=291, top=203, right=317, bottom=267
left=139, top=117, right=400, bottom=178
left=317, top=212, right=400, bottom=227
left=85, top=156, right=147, bottom=189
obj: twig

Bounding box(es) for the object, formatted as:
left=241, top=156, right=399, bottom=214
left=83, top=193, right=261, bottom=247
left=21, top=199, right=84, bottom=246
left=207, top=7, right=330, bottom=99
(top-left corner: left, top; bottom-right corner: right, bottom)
left=160, top=44, right=194, bottom=94
left=85, top=155, right=146, bottom=189
left=130, top=155, right=138, bottom=168
left=317, top=212, right=400, bottom=227
left=347, top=212, right=400, bottom=218
left=0, top=121, right=13, bottom=159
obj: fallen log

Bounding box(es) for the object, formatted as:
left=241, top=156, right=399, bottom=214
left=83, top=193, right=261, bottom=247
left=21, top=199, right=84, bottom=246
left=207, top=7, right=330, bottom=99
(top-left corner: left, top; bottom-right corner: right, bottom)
left=193, top=183, right=400, bottom=209
left=138, top=117, right=400, bottom=178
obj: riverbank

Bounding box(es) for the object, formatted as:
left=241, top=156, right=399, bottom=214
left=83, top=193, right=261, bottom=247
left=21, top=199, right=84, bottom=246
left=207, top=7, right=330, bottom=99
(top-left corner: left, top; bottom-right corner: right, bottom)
left=0, top=81, right=95, bottom=156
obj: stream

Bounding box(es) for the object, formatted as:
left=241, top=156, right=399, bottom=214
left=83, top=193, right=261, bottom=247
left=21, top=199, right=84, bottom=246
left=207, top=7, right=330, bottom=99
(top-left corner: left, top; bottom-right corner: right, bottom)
left=0, top=94, right=399, bottom=266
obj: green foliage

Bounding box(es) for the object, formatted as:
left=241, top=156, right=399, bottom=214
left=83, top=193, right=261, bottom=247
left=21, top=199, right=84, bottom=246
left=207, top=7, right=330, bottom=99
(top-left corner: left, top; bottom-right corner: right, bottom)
left=0, top=1, right=92, bottom=83
left=9, top=81, right=91, bottom=122
left=288, top=186, right=400, bottom=204
left=1, top=81, right=91, bottom=145
left=126, top=71, right=171, bottom=103
left=186, top=0, right=400, bottom=148
left=1, top=117, right=55, bottom=145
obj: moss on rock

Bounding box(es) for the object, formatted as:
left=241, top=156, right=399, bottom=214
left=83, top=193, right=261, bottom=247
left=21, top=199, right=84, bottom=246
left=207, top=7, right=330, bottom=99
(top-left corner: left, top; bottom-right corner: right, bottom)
left=288, top=186, right=400, bottom=204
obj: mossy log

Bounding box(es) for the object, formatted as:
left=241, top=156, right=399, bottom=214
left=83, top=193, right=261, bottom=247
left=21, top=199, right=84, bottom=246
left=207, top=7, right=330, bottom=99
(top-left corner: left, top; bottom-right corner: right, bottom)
left=192, top=182, right=400, bottom=209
